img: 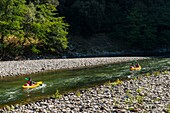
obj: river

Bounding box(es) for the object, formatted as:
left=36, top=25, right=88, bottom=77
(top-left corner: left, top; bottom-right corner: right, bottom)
left=0, top=58, right=169, bottom=107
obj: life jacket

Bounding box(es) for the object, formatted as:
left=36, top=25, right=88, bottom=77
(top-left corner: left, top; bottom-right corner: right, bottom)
left=136, top=64, right=139, bottom=67
left=27, top=81, right=32, bottom=86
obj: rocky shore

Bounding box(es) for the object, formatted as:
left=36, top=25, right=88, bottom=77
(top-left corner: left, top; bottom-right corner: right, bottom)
left=1, top=70, right=169, bottom=113
left=0, top=57, right=148, bottom=77
left=1, top=57, right=170, bottom=113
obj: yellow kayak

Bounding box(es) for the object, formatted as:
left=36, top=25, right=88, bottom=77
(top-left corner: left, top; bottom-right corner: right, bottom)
left=130, top=66, right=141, bottom=71
left=22, top=81, right=42, bottom=89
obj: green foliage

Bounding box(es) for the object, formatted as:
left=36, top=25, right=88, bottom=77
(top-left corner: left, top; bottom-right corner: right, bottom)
left=145, top=73, right=151, bottom=76
left=167, top=103, right=170, bottom=113
left=125, top=90, right=144, bottom=105
left=59, top=0, right=170, bottom=51
left=29, top=3, right=69, bottom=53
left=109, top=79, right=123, bottom=86
left=133, top=77, right=137, bottom=80
left=76, top=90, right=81, bottom=97
left=162, top=70, right=169, bottom=75
left=1, top=0, right=170, bottom=58
left=0, top=0, right=68, bottom=59
left=0, top=0, right=26, bottom=35
left=128, top=107, right=135, bottom=111
left=31, top=46, right=41, bottom=54
left=53, top=90, right=62, bottom=99
left=104, top=81, right=111, bottom=86
left=136, top=95, right=144, bottom=104
left=60, top=0, right=105, bottom=35
left=26, top=0, right=59, bottom=6
left=136, top=87, right=143, bottom=94
left=4, top=105, right=14, bottom=111
left=5, top=105, right=11, bottom=111
left=153, top=97, right=161, bottom=102
left=153, top=71, right=160, bottom=76
left=126, top=6, right=157, bottom=50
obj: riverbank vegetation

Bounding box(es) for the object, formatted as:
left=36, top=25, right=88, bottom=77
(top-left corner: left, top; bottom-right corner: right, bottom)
left=58, top=0, right=170, bottom=56
left=0, top=0, right=170, bottom=60
left=0, top=0, right=68, bottom=60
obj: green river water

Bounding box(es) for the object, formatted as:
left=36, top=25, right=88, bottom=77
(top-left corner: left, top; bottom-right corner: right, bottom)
left=0, top=58, right=170, bottom=107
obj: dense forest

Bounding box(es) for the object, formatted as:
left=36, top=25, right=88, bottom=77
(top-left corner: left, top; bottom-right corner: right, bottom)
left=58, top=0, right=170, bottom=52
left=0, top=0, right=170, bottom=60
left=0, top=0, right=68, bottom=60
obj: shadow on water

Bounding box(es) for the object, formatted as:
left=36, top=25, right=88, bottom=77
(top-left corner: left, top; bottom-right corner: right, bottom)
left=0, top=58, right=170, bottom=107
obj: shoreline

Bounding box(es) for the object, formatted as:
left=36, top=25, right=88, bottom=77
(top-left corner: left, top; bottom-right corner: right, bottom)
left=0, top=57, right=169, bottom=112
left=0, top=57, right=149, bottom=77
left=1, top=70, right=169, bottom=112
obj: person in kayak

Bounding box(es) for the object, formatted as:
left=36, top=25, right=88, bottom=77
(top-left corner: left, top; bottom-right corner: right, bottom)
left=132, top=60, right=140, bottom=68
left=25, top=78, right=34, bottom=86
left=27, top=78, right=33, bottom=86
left=135, top=63, right=140, bottom=67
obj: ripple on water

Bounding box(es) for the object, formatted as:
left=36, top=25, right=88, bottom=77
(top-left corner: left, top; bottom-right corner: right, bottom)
left=0, top=58, right=170, bottom=107
left=23, top=84, right=47, bottom=93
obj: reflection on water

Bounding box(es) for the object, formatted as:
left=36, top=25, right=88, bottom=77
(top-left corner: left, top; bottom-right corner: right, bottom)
left=0, top=58, right=169, bottom=107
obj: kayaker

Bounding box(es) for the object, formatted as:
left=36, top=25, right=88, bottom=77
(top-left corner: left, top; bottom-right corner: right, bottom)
left=24, top=77, right=34, bottom=86
left=135, top=63, right=140, bottom=67
left=27, top=78, right=33, bottom=86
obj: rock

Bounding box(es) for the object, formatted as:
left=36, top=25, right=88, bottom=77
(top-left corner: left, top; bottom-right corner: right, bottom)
left=1, top=57, right=170, bottom=113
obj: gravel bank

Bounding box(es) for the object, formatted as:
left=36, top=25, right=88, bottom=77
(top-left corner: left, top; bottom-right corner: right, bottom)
left=0, top=57, right=148, bottom=77
left=1, top=71, right=169, bottom=112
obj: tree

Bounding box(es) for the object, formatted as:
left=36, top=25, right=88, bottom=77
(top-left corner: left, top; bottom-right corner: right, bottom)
left=0, top=0, right=27, bottom=59
left=29, top=3, right=69, bottom=53
left=26, top=0, right=59, bottom=6
left=0, top=0, right=69, bottom=60
left=126, top=6, right=156, bottom=50
left=153, top=2, right=170, bottom=48
left=59, top=0, right=105, bottom=35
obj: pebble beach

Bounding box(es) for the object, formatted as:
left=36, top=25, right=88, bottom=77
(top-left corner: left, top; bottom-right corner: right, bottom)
left=0, top=57, right=170, bottom=113
left=0, top=57, right=148, bottom=77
